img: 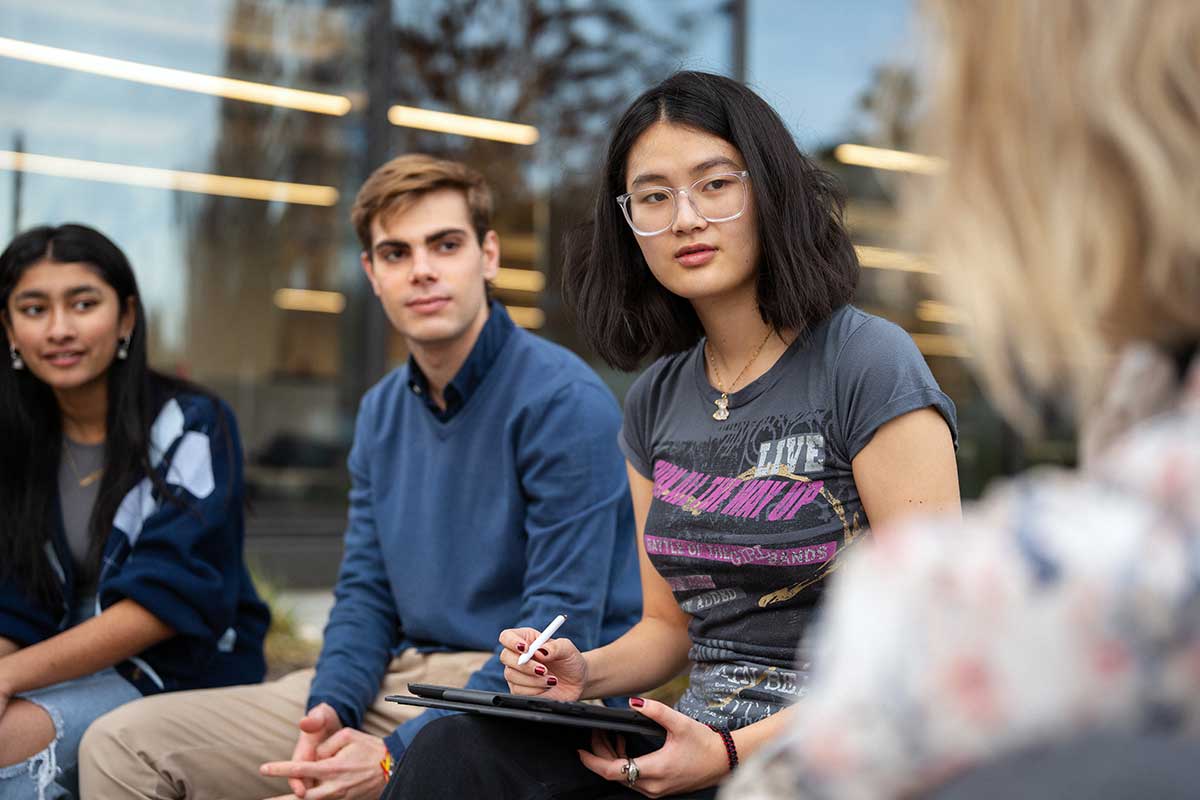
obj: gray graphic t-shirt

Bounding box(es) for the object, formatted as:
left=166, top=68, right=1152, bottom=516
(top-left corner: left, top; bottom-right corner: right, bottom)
left=619, top=305, right=957, bottom=730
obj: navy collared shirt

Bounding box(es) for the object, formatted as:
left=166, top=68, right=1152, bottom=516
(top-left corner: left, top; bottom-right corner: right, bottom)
left=406, top=300, right=516, bottom=422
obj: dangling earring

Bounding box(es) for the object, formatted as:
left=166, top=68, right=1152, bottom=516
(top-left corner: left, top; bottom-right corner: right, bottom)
left=117, top=335, right=130, bottom=361
left=9, top=345, right=23, bottom=370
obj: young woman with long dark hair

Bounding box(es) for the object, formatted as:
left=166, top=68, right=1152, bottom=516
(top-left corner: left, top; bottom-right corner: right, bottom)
left=389, top=72, right=961, bottom=799
left=0, top=224, right=269, bottom=799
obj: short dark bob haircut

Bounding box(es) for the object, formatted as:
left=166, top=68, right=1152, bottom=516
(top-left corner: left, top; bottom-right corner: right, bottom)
left=564, top=71, right=859, bottom=371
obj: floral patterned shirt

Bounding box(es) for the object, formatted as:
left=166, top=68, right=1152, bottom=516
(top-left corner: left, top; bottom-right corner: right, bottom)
left=723, top=348, right=1200, bottom=799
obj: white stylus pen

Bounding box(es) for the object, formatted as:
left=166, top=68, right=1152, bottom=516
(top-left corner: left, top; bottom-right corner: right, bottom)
left=516, top=614, right=567, bottom=666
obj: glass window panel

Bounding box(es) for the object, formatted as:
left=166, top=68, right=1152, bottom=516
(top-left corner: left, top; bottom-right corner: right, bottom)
left=0, top=1, right=1056, bottom=597
left=0, top=0, right=368, bottom=587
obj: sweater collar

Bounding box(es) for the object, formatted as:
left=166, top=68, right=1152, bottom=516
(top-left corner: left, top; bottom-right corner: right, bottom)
left=407, top=300, right=516, bottom=421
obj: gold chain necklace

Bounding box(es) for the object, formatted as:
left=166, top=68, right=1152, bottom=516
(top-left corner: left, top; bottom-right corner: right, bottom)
left=63, top=442, right=104, bottom=488
left=706, top=329, right=773, bottom=422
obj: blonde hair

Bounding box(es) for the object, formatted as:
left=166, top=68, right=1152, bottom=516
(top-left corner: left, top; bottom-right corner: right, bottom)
left=351, top=154, right=493, bottom=251
left=912, top=0, right=1200, bottom=430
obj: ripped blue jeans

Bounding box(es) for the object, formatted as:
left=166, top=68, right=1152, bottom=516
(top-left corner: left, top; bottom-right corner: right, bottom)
left=0, top=668, right=141, bottom=800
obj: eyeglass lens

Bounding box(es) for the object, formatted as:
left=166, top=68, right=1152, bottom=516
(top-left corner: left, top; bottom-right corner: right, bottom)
left=625, top=173, right=746, bottom=234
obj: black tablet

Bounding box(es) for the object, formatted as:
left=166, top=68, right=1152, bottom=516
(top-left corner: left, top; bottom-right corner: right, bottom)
left=386, top=684, right=666, bottom=740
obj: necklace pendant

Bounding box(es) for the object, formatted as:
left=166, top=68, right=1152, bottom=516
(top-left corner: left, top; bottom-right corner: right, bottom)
left=713, top=394, right=730, bottom=421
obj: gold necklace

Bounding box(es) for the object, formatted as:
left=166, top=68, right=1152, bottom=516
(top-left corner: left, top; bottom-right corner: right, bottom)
left=706, top=329, right=774, bottom=422
left=63, top=442, right=104, bottom=488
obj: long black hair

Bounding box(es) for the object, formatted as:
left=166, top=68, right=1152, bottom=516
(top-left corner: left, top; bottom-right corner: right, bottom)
left=564, top=71, right=860, bottom=370
left=0, top=224, right=204, bottom=606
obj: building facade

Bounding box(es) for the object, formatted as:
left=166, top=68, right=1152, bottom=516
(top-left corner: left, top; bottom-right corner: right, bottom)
left=0, top=0, right=1065, bottom=586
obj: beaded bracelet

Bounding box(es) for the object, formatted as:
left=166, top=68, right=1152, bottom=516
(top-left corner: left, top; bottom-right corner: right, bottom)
left=380, top=753, right=395, bottom=781
left=707, top=723, right=739, bottom=771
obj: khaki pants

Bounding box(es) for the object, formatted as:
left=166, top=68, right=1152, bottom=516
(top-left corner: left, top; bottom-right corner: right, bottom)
left=78, top=649, right=491, bottom=800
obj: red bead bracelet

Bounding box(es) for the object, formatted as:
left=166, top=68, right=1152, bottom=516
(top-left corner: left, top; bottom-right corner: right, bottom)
left=707, top=723, right=739, bottom=771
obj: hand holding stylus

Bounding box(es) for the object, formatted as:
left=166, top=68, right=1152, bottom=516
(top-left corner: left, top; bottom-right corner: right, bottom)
left=499, top=616, right=589, bottom=701
left=516, top=614, right=567, bottom=666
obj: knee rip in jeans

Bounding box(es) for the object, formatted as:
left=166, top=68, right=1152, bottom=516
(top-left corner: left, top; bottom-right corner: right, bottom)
left=0, top=699, right=65, bottom=800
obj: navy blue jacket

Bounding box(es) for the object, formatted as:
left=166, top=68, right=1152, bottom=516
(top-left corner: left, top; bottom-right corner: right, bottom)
left=0, top=392, right=270, bottom=694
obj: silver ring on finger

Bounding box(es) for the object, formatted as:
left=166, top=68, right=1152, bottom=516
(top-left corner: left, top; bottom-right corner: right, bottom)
left=621, top=757, right=640, bottom=786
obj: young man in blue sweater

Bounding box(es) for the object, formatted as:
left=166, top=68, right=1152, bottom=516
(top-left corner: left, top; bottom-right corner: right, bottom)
left=80, top=155, right=642, bottom=799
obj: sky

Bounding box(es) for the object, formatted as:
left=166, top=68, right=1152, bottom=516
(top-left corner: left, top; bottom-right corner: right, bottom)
left=632, top=0, right=921, bottom=150
left=746, top=0, right=919, bottom=150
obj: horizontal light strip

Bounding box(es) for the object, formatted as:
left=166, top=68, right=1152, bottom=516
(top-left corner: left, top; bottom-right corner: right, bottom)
left=911, top=332, right=970, bottom=359
left=916, top=299, right=965, bottom=326
left=855, top=245, right=938, bottom=275
left=500, top=234, right=538, bottom=262
left=274, top=288, right=346, bottom=314
left=0, top=151, right=339, bottom=206
left=493, top=267, right=545, bottom=293
left=0, top=36, right=352, bottom=116
left=274, top=289, right=540, bottom=325
left=388, top=105, right=539, bottom=145
left=505, top=305, right=545, bottom=329
left=835, top=143, right=946, bottom=175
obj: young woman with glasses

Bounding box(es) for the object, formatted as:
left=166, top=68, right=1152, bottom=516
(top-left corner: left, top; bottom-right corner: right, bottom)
left=389, top=71, right=961, bottom=799
left=0, top=224, right=269, bottom=799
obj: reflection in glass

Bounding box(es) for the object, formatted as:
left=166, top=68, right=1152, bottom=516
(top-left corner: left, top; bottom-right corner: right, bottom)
left=0, top=0, right=1053, bottom=590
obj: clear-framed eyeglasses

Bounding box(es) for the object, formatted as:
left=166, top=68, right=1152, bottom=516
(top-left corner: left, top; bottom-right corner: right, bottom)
left=616, top=170, right=751, bottom=237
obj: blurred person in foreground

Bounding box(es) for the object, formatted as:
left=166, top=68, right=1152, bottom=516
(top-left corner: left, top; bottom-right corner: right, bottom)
left=723, top=1, right=1200, bottom=798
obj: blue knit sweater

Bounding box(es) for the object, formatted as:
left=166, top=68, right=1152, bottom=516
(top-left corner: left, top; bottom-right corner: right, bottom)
left=307, top=305, right=642, bottom=757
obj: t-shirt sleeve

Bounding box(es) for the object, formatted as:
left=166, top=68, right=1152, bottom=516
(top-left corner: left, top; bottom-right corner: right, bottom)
left=618, top=367, right=657, bottom=479
left=833, top=316, right=958, bottom=462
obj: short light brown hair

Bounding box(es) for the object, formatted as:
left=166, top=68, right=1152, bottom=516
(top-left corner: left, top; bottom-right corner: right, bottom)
left=351, top=154, right=493, bottom=252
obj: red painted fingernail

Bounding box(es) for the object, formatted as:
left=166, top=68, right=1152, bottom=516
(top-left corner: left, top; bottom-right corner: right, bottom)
left=547, top=677, right=558, bottom=686
left=534, top=665, right=546, bottom=676
left=516, top=642, right=526, bottom=652
left=630, top=697, right=645, bottom=708
left=539, top=648, right=550, bottom=656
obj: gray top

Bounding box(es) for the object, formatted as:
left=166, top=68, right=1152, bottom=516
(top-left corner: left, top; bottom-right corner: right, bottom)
left=619, top=305, right=957, bottom=730
left=59, top=438, right=104, bottom=595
